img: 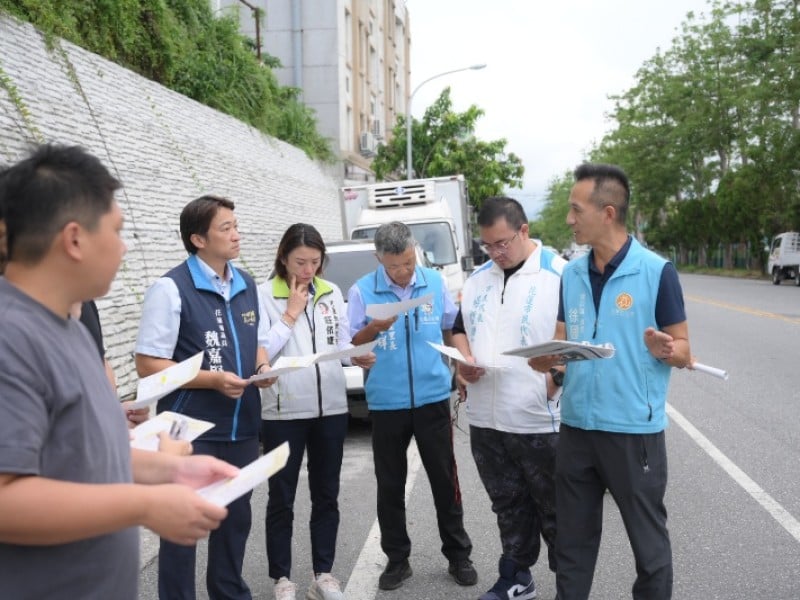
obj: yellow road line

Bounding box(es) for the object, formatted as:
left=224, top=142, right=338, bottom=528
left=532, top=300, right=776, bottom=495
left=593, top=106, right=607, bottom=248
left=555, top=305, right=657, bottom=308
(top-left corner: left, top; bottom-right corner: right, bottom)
left=685, top=295, right=800, bottom=325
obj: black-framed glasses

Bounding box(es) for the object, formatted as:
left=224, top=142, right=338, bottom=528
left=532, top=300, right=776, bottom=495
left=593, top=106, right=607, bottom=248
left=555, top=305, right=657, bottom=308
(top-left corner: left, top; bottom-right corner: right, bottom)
left=479, top=232, right=519, bottom=255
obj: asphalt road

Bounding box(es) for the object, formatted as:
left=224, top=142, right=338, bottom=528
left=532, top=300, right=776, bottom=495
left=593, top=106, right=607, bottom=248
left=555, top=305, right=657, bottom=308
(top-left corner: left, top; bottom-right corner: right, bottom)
left=138, top=273, right=800, bottom=599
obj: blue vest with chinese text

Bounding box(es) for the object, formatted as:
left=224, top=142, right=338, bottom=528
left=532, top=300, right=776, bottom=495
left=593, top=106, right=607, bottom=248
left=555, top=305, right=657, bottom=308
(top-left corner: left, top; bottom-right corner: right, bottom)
left=560, top=239, right=673, bottom=433
left=355, top=266, right=450, bottom=410
left=158, top=255, right=260, bottom=441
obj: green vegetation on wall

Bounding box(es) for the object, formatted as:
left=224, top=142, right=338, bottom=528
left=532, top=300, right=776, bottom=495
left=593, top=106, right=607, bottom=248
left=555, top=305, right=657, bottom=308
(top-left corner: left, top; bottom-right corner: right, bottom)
left=0, top=0, right=334, bottom=161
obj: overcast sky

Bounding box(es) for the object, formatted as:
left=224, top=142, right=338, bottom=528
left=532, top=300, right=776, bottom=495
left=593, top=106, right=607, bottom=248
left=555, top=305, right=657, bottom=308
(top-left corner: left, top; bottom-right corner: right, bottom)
left=404, top=0, right=713, bottom=218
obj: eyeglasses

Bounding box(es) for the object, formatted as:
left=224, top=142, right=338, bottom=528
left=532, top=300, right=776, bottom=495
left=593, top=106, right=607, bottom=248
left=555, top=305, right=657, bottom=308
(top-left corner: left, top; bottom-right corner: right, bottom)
left=479, top=232, right=519, bottom=255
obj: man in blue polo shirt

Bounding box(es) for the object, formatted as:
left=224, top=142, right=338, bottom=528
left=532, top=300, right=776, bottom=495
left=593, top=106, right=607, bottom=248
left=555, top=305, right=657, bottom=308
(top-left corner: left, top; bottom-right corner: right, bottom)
left=347, top=221, right=476, bottom=592
left=532, top=163, right=692, bottom=600
left=136, top=195, right=272, bottom=600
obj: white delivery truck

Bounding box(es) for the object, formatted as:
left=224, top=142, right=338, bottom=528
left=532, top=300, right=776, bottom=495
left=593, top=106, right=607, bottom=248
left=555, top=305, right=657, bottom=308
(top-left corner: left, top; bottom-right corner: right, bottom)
left=340, top=175, right=474, bottom=302
left=768, top=231, right=800, bottom=286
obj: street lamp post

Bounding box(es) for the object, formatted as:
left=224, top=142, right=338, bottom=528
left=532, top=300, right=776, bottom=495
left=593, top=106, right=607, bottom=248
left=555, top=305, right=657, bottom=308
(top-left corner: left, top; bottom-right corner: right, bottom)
left=405, top=63, right=486, bottom=179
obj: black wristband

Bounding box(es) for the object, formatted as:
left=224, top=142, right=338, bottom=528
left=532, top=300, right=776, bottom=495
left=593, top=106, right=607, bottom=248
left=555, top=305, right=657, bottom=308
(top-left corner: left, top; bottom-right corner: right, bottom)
left=255, top=363, right=269, bottom=374
left=549, top=368, right=564, bottom=387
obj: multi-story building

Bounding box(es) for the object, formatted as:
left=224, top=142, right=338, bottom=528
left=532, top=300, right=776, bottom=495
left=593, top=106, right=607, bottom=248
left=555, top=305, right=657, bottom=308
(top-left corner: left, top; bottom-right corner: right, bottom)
left=212, top=0, right=411, bottom=185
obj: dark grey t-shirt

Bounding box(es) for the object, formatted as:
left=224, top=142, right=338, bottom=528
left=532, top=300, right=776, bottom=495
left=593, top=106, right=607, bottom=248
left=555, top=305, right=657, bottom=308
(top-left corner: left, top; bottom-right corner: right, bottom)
left=0, top=279, right=138, bottom=599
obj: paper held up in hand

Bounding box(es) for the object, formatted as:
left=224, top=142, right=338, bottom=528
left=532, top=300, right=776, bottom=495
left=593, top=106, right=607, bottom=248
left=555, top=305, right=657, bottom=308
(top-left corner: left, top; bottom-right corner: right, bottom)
left=130, top=411, right=214, bottom=452
left=427, top=342, right=509, bottom=370
left=197, top=441, right=290, bottom=507
left=248, top=341, right=378, bottom=382
left=127, top=351, right=204, bottom=410
left=366, top=293, right=434, bottom=320
left=691, top=361, right=729, bottom=380
left=502, top=340, right=615, bottom=362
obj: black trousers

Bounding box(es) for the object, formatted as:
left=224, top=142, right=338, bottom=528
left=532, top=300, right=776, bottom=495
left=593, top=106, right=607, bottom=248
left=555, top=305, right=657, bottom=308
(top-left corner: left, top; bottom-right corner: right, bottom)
left=470, top=425, right=558, bottom=571
left=261, top=414, right=348, bottom=580
left=370, top=398, right=472, bottom=563
left=158, top=437, right=259, bottom=600
left=555, top=425, right=672, bottom=600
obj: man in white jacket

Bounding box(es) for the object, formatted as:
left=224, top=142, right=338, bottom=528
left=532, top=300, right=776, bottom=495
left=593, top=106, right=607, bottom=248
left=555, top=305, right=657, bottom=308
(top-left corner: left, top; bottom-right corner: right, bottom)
left=453, top=196, right=566, bottom=600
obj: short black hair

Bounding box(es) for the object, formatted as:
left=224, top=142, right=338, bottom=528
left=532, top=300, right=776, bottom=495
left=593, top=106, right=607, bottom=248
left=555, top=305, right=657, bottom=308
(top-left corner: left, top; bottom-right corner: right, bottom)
left=573, top=163, right=630, bottom=224
left=477, top=196, right=528, bottom=230
left=0, top=144, right=120, bottom=264
left=274, top=223, right=326, bottom=280
left=179, top=195, right=235, bottom=254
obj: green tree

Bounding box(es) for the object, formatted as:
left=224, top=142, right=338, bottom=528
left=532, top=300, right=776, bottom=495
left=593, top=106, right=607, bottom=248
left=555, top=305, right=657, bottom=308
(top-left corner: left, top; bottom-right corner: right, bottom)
left=529, top=172, right=574, bottom=252
left=0, top=0, right=333, bottom=161
left=371, top=88, right=524, bottom=208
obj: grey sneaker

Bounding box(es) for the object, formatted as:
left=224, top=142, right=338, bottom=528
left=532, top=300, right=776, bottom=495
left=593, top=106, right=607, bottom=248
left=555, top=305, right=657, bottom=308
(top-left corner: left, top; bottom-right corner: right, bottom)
left=274, top=577, right=297, bottom=600
left=306, top=573, right=344, bottom=600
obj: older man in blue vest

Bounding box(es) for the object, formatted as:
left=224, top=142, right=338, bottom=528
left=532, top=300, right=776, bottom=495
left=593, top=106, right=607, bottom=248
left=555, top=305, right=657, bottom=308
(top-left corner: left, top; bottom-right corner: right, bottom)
left=347, top=221, right=476, bottom=592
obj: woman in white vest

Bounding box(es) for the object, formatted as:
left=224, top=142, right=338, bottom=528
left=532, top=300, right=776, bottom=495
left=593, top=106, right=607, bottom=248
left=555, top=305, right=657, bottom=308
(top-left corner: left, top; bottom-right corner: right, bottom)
left=258, top=223, right=374, bottom=600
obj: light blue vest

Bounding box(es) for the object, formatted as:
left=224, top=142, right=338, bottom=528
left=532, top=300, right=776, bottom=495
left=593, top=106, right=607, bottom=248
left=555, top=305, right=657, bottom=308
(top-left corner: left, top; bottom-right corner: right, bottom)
left=355, top=266, right=451, bottom=410
left=561, top=238, right=672, bottom=433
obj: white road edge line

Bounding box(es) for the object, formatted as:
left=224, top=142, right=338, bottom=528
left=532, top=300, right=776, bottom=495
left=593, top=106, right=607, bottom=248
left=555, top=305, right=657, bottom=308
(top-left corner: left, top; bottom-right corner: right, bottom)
left=666, top=403, right=800, bottom=543
left=344, top=440, right=422, bottom=599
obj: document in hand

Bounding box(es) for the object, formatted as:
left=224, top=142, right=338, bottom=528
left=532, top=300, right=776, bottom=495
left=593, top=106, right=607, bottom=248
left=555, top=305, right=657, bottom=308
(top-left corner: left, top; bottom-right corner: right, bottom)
left=197, top=441, right=290, bottom=507
left=366, top=293, right=434, bottom=320
left=127, top=351, right=204, bottom=410
left=426, top=341, right=509, bottom=370
left=248, top=341, right=378, bottom=382
left=248, top=354, right=317, bottom=382
left=502, top=340, right=615, bottom=362
left=130, top=411, right=214, bottom=452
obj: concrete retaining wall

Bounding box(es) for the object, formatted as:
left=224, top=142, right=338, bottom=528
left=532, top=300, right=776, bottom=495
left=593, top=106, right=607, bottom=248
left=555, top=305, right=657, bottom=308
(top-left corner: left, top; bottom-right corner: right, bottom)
left=0, top=15, right=344, bottom=397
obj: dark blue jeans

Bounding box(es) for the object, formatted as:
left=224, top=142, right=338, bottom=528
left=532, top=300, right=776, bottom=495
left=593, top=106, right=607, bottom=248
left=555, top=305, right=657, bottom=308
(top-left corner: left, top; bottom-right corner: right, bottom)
left=262, top=413, right=348, bottom=580
left=158, top=437, right=259, bottom=600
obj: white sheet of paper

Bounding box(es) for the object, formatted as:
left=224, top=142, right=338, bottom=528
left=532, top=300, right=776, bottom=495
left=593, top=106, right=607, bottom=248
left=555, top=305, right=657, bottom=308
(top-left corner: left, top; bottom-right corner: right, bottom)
left=314, top=341, right=378, bottom=363
left=197, top=441, right=290, bottom=507
left=426, top=342, right=508, bottom=370
left=129, top=411, right=214, bottom=452
left=502, top=340, right=615, bottom=362
left=128, top=351, right=204, bottom=409
left=691, top=361, right=729, bottom=380
left=366, top=293, right=434, bottom=320
left=248, top=355, right=317, bottom=382
left=249, top=342, right=378, bottom=382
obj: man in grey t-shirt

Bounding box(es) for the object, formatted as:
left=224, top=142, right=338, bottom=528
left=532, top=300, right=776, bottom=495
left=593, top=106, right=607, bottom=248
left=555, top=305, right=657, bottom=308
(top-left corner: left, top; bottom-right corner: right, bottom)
left=0, top=144, right=239, bottom=599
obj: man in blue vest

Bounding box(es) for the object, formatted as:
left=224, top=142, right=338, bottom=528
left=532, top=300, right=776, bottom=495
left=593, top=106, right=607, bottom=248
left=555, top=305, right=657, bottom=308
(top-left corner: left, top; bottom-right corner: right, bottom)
left=347, top=221, right=476, bottom=592
left=136, top=195, right=272, bottom=600
left=532, top=163, right=692, bottom=600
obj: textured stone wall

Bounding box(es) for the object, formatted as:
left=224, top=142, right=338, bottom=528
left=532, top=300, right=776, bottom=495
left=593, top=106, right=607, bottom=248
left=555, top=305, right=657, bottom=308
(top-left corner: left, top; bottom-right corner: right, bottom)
left=0, top=15, right=343, bottom=398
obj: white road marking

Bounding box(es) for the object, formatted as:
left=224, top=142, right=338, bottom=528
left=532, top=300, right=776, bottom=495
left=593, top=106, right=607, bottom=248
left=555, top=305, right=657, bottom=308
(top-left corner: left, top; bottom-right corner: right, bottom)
left=344, top=440, right=422, bottom=599
left=667, top=403, right=800, bottom=543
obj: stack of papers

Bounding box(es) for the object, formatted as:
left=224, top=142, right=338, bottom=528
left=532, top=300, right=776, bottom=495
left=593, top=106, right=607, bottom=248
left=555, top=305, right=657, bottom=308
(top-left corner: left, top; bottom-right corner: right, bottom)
left=249, top=341, right=377, bottom=383
left=502, top=340, right=615, bottom=362
left=130, top=411, right=214, bottom=452
left=197, top=441, right=290, bottom=507
left=127, top=351, right=205, bottom=410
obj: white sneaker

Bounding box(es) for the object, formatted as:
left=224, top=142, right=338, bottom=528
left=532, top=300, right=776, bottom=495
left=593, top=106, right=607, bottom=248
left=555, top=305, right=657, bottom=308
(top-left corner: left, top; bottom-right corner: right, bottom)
left=306, top=572, right=344, bottom=600
left=274, top=577, right=297, bottom=600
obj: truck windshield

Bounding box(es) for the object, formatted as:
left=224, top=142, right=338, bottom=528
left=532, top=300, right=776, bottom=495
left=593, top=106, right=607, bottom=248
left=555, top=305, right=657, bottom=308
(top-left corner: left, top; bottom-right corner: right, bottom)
left=352, top=222, right=456, bottom=266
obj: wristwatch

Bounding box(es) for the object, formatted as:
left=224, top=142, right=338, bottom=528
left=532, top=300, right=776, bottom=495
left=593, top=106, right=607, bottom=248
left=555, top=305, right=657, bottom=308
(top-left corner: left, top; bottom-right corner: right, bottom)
left=549, top=368, right=564, bottom=387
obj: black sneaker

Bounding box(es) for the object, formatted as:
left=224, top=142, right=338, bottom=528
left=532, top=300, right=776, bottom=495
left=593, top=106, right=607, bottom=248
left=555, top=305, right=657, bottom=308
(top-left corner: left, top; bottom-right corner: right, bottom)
left=378, top=559, right=412, bottom=590
left=448, top=558, right=478, bottom=586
